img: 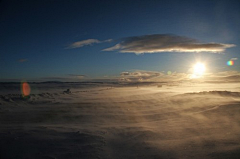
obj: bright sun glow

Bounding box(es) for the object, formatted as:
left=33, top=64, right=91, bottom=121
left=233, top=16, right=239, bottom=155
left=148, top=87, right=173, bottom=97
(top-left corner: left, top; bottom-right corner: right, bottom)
left=191, top=62, right=206, bottom=78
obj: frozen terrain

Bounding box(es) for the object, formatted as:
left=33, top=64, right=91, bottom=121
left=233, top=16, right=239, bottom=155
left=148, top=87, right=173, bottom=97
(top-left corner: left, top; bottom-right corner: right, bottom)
left=0, top=82, right=240, bottom=159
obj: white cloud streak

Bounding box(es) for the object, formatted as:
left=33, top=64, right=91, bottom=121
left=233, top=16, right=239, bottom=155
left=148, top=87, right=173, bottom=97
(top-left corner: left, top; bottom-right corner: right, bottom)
left=67, top=39, right=100, bottom=49
left=103, top=34, right=235, bottom=54
left=230, top=58, right=238, bottom=61
left=68, top=74, right=86, bottom=79
left=67, top=39, right=112, bottom=49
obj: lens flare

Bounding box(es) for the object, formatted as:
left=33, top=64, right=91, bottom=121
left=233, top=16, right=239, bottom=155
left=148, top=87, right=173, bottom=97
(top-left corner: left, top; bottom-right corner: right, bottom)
left=227, top=60, right=234, bottom=66
left=21, top=82, right=31, bottom=97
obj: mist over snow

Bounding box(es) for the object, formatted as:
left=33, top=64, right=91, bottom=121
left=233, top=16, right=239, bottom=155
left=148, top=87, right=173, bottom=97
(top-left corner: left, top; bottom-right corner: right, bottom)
left=0, top=81, right=240, bottom=158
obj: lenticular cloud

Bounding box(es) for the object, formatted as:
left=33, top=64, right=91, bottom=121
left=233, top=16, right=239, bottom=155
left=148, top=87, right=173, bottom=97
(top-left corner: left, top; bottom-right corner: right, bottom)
left=103, top=34, right=235, bottom=54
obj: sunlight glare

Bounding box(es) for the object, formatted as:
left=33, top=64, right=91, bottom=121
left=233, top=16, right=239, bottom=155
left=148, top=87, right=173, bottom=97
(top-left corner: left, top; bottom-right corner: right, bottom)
left=191, top=62, right=206, bottom=78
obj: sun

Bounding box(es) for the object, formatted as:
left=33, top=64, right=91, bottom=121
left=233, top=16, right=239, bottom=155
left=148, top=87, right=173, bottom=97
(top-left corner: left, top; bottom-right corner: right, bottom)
left=191, top=62, right=206, bottom=78
left=194, top=62, right=205, bottom=75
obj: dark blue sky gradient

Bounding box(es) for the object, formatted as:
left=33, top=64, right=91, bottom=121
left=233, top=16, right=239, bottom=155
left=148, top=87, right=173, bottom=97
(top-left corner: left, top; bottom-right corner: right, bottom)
left=0, top=0, right=239, bottom=81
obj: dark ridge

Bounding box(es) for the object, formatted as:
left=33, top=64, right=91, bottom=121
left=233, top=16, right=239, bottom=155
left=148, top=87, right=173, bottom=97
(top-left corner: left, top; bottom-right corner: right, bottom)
left=0, top=82, right=21, bottom=84
left=40, top=81, right=63, bottom=83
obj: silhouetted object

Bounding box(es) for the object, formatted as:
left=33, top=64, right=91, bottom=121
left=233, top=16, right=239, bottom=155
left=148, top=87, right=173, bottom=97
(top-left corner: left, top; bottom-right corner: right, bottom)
left=63, top=89, right=71, bottom=94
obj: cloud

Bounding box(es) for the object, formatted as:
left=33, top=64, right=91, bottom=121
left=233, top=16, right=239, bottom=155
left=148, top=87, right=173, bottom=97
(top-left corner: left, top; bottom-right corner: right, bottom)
left=67, top=39, right=112, bottom=49
left=18, top=59, right=27, bottom=62
left=230, top=58, right=238, bottom=61
left=118, top=70, right=240, bottom=83
left=103, top=39, right=113, bottom=43
left=204, top=71, right=240, bottom=83
left=119, top=70, right=164, bottom=82
left=67, top=39, right=100, bottom=49
left=118, top=70, right=201, bottom=82
left=211, top=71, right=240, bottom=77
left=103, top=34, right=235, bottom=54
left=68, top=74, right=86, bottom=79
left=223, top=75, right=240, bottom=81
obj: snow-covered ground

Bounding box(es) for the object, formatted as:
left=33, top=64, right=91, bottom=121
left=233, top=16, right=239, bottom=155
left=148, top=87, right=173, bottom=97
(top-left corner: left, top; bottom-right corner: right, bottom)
left=0, top=82, right=240, bottom=159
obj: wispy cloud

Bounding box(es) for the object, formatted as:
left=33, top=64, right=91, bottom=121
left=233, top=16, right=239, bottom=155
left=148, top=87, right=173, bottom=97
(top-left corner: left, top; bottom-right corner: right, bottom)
left=67, top=39, right=100, bottom=49
left=68, top=74, right=86, bottom=79
left=230, top=58, right=238, bottom=61
left=119, top=70, right=164, bottom=82
left=118, top=70, right=199, bottom=83
left=205, top=71, right=240, bottom=83
left=118, top=70, right=240, bottom=83
left=103, top=34, right=235, bottom=54
left=18, top=59, right=27, bottom=62
left=67, top=39, right=112, bottom=49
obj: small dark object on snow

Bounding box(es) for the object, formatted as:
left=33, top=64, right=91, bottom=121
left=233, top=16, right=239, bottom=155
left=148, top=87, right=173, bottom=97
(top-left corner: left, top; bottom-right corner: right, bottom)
left=63, top=89, right=71, bottom=94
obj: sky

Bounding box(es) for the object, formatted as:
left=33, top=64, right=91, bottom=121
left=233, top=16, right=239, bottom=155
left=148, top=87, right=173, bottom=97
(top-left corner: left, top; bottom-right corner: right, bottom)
left=0, top=0, right=240, bottom=82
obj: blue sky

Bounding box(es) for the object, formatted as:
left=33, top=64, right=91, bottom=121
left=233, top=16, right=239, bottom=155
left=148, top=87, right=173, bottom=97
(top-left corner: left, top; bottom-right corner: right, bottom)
left=0, top=0, right=239, bottom=82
